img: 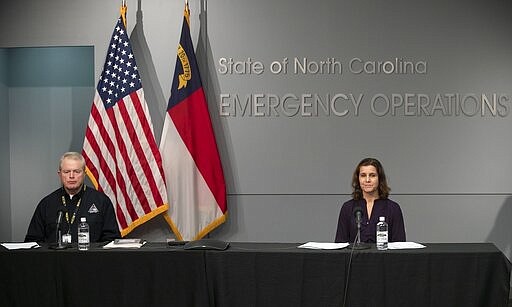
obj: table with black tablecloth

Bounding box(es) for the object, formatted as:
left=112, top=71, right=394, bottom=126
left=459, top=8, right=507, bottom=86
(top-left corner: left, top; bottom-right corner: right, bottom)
left=0, top=242, right=510, bottom=307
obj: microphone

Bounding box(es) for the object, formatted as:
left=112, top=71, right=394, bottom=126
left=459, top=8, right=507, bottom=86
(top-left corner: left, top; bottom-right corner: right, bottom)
left=56, top=207, right=67, bottom=231
left=50, top=207, right=68, bottom=250
left=343, top=206, right=368, bottom=307
left=349, top=205, right=369, bottom=250
left=353, top=206, right=363, bottom=228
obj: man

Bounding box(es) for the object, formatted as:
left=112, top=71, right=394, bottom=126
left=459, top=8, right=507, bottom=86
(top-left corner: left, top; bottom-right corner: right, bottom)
left=25, top=152, right=120, bottom=243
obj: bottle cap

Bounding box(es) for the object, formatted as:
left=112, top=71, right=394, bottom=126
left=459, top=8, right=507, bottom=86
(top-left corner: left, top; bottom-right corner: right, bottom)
left=80, top=217, right=86, bottom=222
left=379, top=216, right=385, bottom=222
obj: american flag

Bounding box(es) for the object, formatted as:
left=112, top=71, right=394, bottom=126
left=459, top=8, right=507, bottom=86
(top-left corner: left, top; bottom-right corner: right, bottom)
left=160, top=4, right=227, bottom=241
left=82, top=9, right=168, bottom=236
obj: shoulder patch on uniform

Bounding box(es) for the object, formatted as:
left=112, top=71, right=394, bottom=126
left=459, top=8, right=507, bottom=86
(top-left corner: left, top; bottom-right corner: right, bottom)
left=88, top=204, right=99, bottom=214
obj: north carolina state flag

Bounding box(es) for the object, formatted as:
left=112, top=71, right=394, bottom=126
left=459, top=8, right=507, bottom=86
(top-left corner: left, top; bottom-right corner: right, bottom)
left=159, top=3, right=227, bottom=241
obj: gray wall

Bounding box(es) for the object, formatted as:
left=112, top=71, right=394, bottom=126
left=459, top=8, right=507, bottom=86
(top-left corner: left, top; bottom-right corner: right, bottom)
left=0, top=0, right=511, bottom=262
left=4, top=46, right=95, bottom=242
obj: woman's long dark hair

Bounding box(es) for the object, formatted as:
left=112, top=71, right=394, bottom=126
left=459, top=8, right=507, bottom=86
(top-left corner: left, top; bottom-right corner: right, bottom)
left=351, top=158, right=390, bottom=200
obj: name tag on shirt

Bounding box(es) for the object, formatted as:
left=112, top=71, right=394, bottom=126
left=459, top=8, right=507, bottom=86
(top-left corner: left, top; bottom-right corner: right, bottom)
left=62, top=234, right=72, bottom=244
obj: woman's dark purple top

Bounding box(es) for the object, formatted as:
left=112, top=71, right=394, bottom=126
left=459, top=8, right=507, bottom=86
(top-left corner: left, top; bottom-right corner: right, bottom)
left=335, top=198, right=406, bottom=243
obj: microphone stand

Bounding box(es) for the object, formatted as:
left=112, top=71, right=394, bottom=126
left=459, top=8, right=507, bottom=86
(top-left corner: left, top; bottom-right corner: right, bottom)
left=49, top=212, right=68, bottom=250
left=49, top=233, right=68, bottom=250
left=349, top=220, right=370, bottom=250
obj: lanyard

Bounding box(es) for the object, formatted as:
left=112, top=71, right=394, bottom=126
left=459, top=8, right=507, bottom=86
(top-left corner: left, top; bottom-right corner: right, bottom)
left=61, top=185, right=86, bottom=234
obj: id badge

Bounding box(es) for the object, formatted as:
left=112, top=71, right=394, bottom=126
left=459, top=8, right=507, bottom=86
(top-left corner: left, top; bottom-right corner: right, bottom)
left=62, top=234, right=72, bottom=244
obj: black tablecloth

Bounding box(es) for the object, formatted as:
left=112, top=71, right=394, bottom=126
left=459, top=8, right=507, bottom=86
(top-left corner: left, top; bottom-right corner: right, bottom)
left=0, top=242, right=510, bottom=307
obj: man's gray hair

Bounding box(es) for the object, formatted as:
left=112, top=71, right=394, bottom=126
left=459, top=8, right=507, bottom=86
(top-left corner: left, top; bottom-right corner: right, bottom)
left=59, top=152, right=86, bottom=171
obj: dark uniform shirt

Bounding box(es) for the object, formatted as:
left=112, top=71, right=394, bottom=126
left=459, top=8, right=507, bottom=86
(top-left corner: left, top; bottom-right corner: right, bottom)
left=335, top=198, right=406, bottom=243
left=25, top=185, right=121, bottom=243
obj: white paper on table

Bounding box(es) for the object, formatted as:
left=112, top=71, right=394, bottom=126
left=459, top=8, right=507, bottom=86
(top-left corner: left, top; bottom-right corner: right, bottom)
left=298, top=242, right=350, bottom=250
left=102, top=240, right=146, bottom=249
left=1, top=242, right=40, bottom=250
left=387, top=242, right=426, bottom=249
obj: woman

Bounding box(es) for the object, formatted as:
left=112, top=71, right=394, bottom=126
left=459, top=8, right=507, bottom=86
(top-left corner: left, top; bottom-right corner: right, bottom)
left=335, top=158, right=406, bottom=243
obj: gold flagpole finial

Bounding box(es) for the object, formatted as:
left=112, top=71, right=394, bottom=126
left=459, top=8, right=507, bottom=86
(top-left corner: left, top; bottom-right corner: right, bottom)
left=120, top=1, right=128, bottom=28
left=184, top=0, right=190, bottom=26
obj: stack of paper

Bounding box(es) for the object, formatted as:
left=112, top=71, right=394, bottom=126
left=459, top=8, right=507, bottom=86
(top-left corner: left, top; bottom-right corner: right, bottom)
left=387, top=242, right=426, bottom=249
left=103, top=239, right=146, bottom=249
left=1, top=242, right=40, bottom=250
left=298, top=242, right=350, bottom=250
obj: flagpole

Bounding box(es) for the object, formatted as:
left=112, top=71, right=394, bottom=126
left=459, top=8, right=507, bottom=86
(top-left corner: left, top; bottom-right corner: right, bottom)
left=201, top=0, right=208, bottom=94
left=120, top=0, right=127, bottom=28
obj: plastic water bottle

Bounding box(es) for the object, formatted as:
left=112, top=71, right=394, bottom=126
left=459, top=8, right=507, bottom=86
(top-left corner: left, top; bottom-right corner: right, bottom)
left=78, top=217, right=90, bottom=251
left=376, top=216, right=388, bottom=250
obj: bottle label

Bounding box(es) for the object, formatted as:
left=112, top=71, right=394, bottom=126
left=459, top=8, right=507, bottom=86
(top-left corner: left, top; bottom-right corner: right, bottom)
left=78, top=233, right=89, bottom=244
left=376, top=231, right=388, bottom=244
